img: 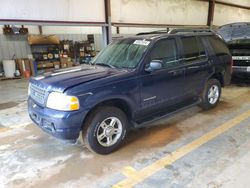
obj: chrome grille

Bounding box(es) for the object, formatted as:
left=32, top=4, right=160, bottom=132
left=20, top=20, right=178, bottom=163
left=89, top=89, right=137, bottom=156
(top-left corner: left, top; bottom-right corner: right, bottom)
left=30, top=83, right=47, bottom=105
left=233, top=60, right=250, bottom=67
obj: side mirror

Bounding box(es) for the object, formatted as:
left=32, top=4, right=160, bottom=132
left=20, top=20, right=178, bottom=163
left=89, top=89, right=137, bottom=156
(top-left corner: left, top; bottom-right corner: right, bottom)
left=145, top=60, right=163, bottom=72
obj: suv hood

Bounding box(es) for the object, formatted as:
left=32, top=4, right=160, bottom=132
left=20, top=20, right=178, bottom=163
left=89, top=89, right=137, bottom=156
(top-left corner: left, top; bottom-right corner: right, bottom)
left=30, top=65, right=125, bottom=93
left=217, top=22, right=250, bottom=42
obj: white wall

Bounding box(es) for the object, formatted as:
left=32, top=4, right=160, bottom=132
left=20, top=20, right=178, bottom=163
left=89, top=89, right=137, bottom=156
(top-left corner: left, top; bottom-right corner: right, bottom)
left=214, top=4, right=250, bottom=25
left=0, top=0, right=105, bottom=22
left=118, top=27, right=166, bottom=34
left=221, top=0, right=250, bottom=7
left=0, top=25, right=102, bottom=35
left=111, top=0, right=209, bottom=25
left=42, top=26, right=102, bottom=35
left=1, top=0, right=250, bottom=35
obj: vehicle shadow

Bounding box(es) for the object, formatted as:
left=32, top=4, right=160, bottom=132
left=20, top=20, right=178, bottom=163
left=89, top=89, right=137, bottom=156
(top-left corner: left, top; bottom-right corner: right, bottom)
left=231, top=76, right=250, bottom=87
left=120, top=107, right=201, bottom=153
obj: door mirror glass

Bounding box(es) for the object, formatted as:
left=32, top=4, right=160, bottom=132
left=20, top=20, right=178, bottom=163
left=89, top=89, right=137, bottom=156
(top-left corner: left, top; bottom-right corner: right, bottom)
left=145, top=60, right=163, bottom=72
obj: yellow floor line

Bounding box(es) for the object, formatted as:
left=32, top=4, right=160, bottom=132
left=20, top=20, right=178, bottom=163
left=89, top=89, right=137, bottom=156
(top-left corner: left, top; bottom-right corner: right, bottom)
left=0, top=127, right=10, bottom=132
left=122, top=166, right=138, bottom=178
left=113, top=110, right=250, bottom=188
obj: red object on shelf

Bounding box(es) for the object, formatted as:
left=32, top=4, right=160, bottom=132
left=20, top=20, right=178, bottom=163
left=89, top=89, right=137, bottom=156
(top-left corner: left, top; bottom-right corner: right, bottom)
left=24, top=71, right=30, bottom=79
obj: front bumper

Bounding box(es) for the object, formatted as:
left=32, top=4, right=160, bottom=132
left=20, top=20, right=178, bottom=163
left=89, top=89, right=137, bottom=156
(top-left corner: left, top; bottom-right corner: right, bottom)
left=232, top=66, right=250, bottom=77
left=28, top=97, right=88, bottom=140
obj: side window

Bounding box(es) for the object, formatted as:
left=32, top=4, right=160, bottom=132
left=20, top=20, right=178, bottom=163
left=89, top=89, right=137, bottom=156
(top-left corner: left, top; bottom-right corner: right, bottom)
left=181, top=36, right=200, bottom=62
left=150, top=39, right=178, bottom=67
left=197, top=37, right=207, bottom=60
left=208, top=36, right=230, bottom=56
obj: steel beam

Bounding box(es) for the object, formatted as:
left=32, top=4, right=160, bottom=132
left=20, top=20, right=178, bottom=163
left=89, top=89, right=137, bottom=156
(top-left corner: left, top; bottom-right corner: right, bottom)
left=207, top=0, right=215, bottom=26
left=103, top=0, right=112, bottom=45
left=112, top=22, right=209, bottom=28
left=0, top=19, right=107, bottom=26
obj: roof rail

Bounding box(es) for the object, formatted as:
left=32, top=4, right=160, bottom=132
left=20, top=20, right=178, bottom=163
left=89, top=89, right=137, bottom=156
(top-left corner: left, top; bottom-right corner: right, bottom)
left=169, top=28, right=214, bottom=34
left=136, top=28, right=215, bottom=36
left=136, top=29, right=170, bottom=35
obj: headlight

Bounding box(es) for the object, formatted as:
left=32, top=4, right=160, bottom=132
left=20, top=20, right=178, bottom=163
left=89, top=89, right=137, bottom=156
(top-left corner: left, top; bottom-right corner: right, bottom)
left=46, top=92, right=80, bottom=111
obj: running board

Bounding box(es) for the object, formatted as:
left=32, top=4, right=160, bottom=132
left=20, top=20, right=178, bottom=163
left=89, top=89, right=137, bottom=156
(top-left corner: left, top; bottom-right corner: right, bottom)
left=133, top=99, right=201, bottom=128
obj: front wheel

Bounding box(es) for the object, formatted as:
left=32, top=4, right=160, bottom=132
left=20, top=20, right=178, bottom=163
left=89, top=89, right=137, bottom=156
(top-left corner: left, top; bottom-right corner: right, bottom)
left=82, top=106, right=128, bottom=155
left=199, top=79, right=221, bottom=110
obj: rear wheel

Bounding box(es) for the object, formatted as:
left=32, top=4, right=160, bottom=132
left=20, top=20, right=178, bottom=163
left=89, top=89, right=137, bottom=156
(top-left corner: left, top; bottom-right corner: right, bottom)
left=199, top=79, right=221, bottom=110
left=82, top=106, right=127, bottom=154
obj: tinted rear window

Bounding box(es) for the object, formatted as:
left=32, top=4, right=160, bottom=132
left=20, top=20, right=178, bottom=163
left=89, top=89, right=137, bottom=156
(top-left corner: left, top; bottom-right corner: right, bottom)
left=197, top=37, right=207, bottom=59
left=181, top=36, right=206, bottom=62
left=181, top=36, right=199, bottom=62
left=208, top=36, right=230, bottom=55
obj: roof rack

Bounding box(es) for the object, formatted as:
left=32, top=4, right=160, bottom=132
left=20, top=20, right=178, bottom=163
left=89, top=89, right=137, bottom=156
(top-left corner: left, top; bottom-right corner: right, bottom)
left=136, top=29, right=170, bottom=35
left=169, top=28, right=214, bottom=34
left=136, top=28, right=215, bottom=36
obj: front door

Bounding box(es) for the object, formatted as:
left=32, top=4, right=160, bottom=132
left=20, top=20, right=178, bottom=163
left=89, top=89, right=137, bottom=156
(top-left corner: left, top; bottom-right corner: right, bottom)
left=139, top=38, right=186, bottom=117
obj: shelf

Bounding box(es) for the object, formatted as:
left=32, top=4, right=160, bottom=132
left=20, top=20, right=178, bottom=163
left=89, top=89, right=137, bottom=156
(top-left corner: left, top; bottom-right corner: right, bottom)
left=35, top=58, right=60, bottom=62
left=30, top=44, right=59, bottom=46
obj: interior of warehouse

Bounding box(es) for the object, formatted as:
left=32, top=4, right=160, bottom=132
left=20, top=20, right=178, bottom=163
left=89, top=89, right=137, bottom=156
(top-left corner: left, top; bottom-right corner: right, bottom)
left=0, top=0, right=250, bottom=78
left=0, top=0, right=250, bottom=188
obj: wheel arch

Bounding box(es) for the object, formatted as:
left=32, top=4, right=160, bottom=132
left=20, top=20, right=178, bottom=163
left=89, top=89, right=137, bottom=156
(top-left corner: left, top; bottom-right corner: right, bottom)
left=210, top=71, right=224, bottom=87
left=81, top=98, right=133, bottom=130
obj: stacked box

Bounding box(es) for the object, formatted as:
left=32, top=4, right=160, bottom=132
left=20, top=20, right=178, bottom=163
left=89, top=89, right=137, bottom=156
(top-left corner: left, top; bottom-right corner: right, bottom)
left=60, top=58, right=72, bottom=68
left=53, top=61, right=60, bottom=69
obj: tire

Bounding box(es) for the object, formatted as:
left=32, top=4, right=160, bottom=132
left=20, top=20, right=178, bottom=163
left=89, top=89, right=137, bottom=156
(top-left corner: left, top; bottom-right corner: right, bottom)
left=82, top=106, right=128, bottom=155
left=199, top=78, right=221, bottom=110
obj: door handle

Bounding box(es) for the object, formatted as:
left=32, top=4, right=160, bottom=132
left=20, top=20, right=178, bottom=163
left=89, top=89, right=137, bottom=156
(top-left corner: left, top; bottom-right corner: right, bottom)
left=187, top=66, right=200, bottom=70
left=168, top=69, right=185, bottom=76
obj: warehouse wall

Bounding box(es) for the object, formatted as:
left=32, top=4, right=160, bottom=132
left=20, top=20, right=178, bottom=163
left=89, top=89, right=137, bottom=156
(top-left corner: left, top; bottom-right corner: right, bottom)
left=1, top=0, right=250, bottom=60
left=214, top=4, right=250, bottom=25
left=220, top=0, right=250, bottom=7
left=0, top=0, right=105, bottom=22
left=111, top=0, right=209, bottom=25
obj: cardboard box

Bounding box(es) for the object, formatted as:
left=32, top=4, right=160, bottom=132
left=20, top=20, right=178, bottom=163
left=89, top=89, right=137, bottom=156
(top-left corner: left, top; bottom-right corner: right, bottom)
left=60, top=62, right=67, bottom=68
left=37, top=62, right=54, bottom=69
left=53, top=61, right=60, bottom=69
left=67, top=61, right=72, bottom=67
left=45, top=68, right=55, bottom=73
left=60, top=58, right=72, bottom=68
left=28, top=35, right=60, bottom=45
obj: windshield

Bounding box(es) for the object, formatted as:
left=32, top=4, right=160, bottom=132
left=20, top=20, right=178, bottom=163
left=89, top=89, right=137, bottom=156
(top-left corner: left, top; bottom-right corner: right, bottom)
left=91, top=38, right=150, bottom=69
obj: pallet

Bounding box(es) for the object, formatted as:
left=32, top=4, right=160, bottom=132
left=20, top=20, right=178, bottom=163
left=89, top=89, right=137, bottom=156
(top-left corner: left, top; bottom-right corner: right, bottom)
left=0, top=77, right=21, bottom=81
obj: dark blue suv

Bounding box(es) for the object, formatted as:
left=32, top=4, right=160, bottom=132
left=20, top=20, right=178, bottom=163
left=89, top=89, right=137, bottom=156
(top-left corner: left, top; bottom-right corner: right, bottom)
left=28, top=30, right=232, bottom=154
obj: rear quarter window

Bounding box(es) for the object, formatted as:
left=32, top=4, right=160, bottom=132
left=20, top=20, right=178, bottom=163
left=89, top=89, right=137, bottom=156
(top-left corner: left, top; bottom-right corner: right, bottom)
left=208, top=36, right=230, bottom=56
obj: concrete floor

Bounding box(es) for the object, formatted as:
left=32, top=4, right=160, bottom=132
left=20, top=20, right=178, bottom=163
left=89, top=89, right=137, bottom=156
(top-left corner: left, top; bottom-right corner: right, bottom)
left=0, top=78, right=249, bottom=188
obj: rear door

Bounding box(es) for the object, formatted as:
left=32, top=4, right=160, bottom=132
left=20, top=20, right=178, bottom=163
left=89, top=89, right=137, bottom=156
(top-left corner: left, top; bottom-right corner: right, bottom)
left=179, top=36, right=212, bottom=97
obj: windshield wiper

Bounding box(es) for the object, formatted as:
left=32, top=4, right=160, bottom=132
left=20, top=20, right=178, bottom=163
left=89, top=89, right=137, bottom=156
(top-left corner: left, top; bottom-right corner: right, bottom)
left=96, top=63, right=116, bottom=68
